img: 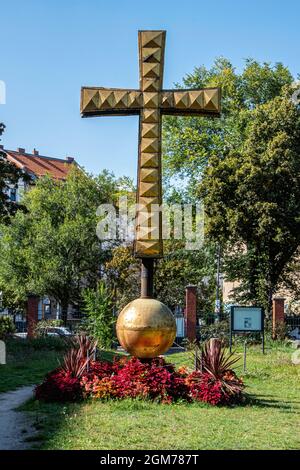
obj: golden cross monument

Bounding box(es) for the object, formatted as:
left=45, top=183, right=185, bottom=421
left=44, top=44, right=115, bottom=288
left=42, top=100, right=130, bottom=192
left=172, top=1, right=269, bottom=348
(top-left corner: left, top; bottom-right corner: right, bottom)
left=81, top=30, right=221, bottom=358
left=81, top=30, right=221, bottom=260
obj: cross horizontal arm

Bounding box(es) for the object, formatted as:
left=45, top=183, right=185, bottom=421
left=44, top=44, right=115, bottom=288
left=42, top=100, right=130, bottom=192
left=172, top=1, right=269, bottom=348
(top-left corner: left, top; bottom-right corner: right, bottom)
left=81, top=87, right=143, bottom=117
left=160, top=87, right=221, bottom=116
left=81, top=86, right=221, bottom=118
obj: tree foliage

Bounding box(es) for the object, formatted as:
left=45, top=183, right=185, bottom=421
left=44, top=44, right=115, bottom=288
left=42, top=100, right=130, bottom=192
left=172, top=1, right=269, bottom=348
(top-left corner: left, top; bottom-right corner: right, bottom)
left=200, top=94, right=300, bottom=312
left=163, top=57, right=298, bottom=311
left=0, top=167, right=121, bottom=322
left=0, top=315, right=15, bottom=340
left=82, top=282, right=115, bottom=349
left=0, top=123, right=27, bottom=222
left=162, top=58, right=293, bottom=201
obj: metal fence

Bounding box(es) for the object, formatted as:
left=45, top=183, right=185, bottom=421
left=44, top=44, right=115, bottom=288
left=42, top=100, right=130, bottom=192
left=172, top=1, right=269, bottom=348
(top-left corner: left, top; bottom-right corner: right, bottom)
left=285, top=315, right=300, bottom=339
left=286, top=315, right=300, bottom=325
left=198, top=312, right=229, bottom=326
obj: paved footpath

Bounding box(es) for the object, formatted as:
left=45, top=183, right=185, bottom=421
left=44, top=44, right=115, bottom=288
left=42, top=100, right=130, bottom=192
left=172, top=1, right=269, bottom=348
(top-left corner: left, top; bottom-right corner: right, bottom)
left=0, top=386, right=35, bottom=450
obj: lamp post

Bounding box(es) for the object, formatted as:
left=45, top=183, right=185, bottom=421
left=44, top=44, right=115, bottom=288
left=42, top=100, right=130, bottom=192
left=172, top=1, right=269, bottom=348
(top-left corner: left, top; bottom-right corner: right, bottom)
left=214, top=244, right=221, bottom=322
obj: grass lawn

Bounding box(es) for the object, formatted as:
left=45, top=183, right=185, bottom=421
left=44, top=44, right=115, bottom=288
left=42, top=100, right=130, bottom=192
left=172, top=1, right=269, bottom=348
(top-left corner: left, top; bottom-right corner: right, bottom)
left=0, top=338, right=118, bottom=394
left=20, top=343, right=300, bottom=450
left=0, top=337, right=66, bottom=393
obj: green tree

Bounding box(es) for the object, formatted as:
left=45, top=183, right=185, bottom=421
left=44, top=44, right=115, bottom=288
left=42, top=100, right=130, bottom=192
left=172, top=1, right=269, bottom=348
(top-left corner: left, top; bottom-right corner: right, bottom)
left=155, top=241, right=216, bottom=315
left=162, top=58, right=297, bottom=312
left=200, top=94, right=300, bottom=313
left=0, top=316, right=15, bottom=340
left=104, top=245, right=140, bottom=310
left=0, top=167, right=120, bottom=323
left=162, top=58, right=293, bottom=201
left=0, top=123, right=27, bottom=222
left=82, top=282, right=115, bottom=348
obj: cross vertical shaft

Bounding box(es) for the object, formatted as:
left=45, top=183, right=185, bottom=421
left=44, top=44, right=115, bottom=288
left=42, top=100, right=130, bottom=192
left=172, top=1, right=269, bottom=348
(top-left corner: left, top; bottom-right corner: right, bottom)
left=135, top=31, right=166, bottom=297
left=135, top=31, right=166, bottom=260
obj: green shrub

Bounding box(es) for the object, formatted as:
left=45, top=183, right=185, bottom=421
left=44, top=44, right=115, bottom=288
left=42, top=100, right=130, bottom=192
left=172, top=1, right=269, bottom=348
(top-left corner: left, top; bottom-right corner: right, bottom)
left=199, top=320, right=230, bottom=346
left=82, top=282, right=116, bottom=349
left=5, top=336, right=68, bottom=355
left=28, top=336, right=68, bottom=351
left=263, top=320, right=292, bottom=348
left=265, top=319, right=289, bottom=342
left=199, top=319, right=264, bottom=346
left=233, top=331, right=263, bottom=346
left=0, top=315, right=15, bottom=340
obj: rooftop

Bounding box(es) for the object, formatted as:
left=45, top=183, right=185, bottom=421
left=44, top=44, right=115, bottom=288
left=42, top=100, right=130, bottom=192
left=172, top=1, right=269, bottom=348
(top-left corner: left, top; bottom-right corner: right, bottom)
left=0, top=145, right=76, bottom=180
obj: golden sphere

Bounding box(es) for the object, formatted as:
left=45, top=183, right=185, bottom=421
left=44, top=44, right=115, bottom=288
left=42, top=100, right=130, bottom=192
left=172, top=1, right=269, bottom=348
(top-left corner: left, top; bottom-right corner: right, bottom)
left=116, top=298, right=176, bottom=359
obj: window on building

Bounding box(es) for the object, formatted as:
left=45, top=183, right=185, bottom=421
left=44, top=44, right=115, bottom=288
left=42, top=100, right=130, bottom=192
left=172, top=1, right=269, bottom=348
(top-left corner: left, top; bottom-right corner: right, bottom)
left=10, top=187, right=17, bottom=202
left=44, top=304, right=51, bottom=317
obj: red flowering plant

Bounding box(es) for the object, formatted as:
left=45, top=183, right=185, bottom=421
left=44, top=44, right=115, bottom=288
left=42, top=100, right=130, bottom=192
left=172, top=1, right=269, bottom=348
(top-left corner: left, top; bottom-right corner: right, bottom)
left=81, top=356, right=190, bottom=403
left=35, top=368, right=83, bottom=403
left=35, top=335, right=98, bottom=402
left=81, top=356, right=122, bottom=398
left=87, top=376, right=119, bottom=400
left=112, top=357, right=149, bottom=399
left=35, top=337, right=244, bottom=406
left=189, top=338, right=244, bottom=405
left=146, top=358, right=190, bottom=402
left=80, top=361, right=116, bottom=397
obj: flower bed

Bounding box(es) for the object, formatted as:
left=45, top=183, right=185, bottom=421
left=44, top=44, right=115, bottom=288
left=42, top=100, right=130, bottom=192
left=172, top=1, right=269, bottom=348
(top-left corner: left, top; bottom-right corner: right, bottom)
left=35, top=354, right=244, bottom=406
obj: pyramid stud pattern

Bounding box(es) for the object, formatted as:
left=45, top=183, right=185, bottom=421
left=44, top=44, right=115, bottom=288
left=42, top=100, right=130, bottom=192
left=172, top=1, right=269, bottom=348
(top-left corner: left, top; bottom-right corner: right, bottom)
left=80, top=31, right=221, bottom=257
left=140, top=153, right=159, bottom=168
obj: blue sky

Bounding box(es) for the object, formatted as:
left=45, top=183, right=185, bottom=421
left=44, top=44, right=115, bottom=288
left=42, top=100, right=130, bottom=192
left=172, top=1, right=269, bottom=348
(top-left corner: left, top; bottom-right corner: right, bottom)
left=1, top=0, right=299, bottom=179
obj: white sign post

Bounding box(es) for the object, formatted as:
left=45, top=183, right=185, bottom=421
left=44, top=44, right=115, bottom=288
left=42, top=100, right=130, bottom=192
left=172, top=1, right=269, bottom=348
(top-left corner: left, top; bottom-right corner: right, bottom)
left=0, top=340, right=6, bottom=365
left=230, top=306, right=265, bottom=354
